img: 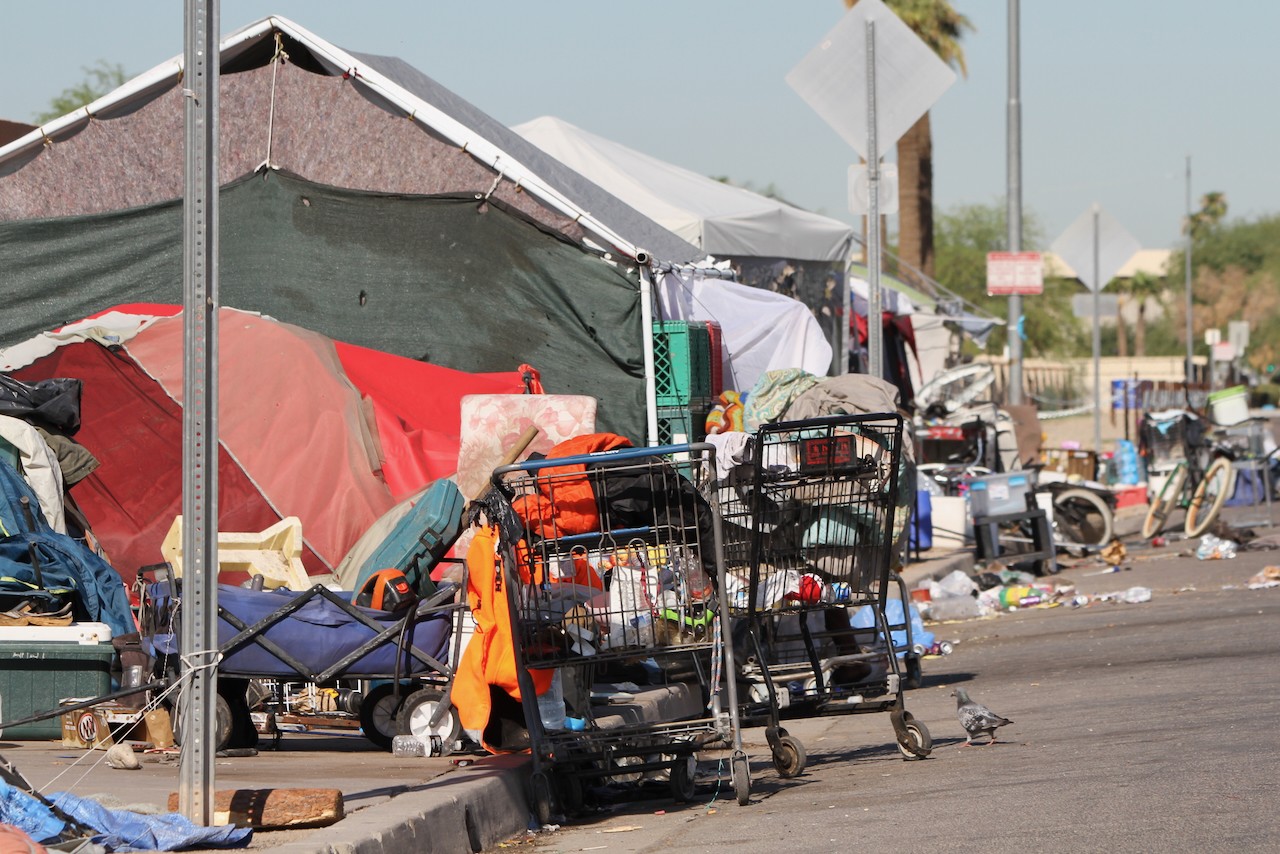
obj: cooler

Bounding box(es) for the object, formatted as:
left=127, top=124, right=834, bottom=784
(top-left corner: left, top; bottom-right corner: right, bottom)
left=0, top=623, right=114, bottom=740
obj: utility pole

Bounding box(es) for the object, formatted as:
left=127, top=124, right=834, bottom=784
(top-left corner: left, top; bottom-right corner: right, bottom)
left=1006, top=0, right=1023, bottom=405
left=1185, top=155, right=1194, bottom=385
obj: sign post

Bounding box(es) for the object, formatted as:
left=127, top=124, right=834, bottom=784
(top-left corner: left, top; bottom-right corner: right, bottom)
left=787, top=0, right=955, bottom=380
left=1051, top=205, right=1141, bottom=454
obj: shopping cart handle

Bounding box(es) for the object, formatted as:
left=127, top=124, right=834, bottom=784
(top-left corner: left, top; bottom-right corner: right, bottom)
left=492, top=441, right=716, bottom=480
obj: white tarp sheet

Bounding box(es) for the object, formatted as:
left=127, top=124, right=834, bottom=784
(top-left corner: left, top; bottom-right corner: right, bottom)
left=515, top=116, right=855, bottom=263
left=656, top=270, right=833, bottom=393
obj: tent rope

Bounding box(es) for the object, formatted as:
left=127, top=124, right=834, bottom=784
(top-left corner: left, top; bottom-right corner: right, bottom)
left=257, top=32, right=290, bottom=174
left=477, top=170, right=503, bottom=204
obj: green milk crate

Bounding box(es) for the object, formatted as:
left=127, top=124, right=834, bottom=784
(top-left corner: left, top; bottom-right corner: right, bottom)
left=653, top=321, right=714, bottom=407
left=0, top=629, right=114, bottom=740
left=656, top=402, right=712, bottom=446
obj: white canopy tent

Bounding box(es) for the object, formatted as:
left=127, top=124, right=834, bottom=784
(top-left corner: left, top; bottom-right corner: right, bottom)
left=515, top=116, right=855, bottom=263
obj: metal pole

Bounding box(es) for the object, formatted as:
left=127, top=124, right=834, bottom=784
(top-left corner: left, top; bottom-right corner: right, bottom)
left=1006, top=0, right=1023, bottom=406
left=1092, top=205, right=1102, bottom=454
left=865, top=19, right=883, bottom=380
left=180, top=0, right=220, bottom=825
left=638, top=261, right=659, bottom=446
left=1185, top=155, right=1195, bottom=385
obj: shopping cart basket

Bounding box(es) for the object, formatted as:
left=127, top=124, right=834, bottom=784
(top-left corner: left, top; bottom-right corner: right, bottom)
left=718, top=413, right=932, bottom=779
left=492, top=442, right=748, bottom=822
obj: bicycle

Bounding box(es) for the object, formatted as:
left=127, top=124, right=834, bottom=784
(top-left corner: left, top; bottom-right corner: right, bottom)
left=1140, top=411, right=1235, bottom=540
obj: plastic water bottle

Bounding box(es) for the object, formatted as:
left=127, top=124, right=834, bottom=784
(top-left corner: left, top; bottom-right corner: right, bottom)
left=392, top=734, right=442, bottom=757
left=537, top=669, right=566, bottom=731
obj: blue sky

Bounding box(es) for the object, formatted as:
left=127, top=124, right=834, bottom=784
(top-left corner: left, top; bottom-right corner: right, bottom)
left=3, top=1, right=1276, bottom=250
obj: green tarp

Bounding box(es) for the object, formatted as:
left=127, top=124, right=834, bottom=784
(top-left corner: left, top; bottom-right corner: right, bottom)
left=0, top=170, right=645, bottom=440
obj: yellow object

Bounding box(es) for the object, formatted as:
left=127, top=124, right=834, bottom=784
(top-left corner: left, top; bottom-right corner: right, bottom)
left=161, top=516, right=312, bottom=591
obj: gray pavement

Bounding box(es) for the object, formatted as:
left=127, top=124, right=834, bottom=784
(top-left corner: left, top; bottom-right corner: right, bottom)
left=4, top=499, right=1269, bottom=853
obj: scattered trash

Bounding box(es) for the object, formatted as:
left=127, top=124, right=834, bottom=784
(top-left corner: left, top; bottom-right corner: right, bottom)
left=1151, top=536, right=1168, bottom=548
left=104, top=743, right=140, bottom=770
left=1100, top=540, right=1127, bottom=566
left=1247, top=566, right=1280, bottom=589
left=1094, top=586, right=1152, bottom=604
left=601, top=825, right=641, bottom=833
left=1196, top=534, right=1238, bottom=560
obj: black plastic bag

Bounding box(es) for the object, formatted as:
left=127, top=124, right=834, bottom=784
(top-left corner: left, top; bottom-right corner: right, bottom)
left=0, top=374, right=82, bottom=435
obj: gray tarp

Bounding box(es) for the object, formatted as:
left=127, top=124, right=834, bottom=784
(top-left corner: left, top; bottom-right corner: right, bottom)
left=0, top=170, right=646, bottom=441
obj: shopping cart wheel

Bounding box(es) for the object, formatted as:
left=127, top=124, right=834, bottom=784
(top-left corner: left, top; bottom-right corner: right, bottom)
left=771, top=735, right=807, bottom=779
left=731, top=752, right=751, bottom=806
left=903, top=654, right=923, bottom=690
left=669, top=755, right=697, bottom=802
left=559, top=772, right=584, bottom=813
left=895, top=714, right=933, bottom=760
left=396, top=688, right=461, bottom=755
left=530, top=771, right=555, bottom=826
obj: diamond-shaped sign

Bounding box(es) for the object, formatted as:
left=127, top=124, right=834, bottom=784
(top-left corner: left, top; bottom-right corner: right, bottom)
left=787, top=0, right=957, bottom=158
left=1050, top=206, right=1141, bottom=294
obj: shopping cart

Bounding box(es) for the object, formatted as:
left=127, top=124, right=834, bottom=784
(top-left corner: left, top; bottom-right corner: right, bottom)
left=718, top=413, right=932, bottom=780
left=492, top=443, right=747, bottom=822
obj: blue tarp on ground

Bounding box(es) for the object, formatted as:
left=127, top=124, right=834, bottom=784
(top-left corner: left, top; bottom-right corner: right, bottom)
left=0, top=779, right=251, bottom=852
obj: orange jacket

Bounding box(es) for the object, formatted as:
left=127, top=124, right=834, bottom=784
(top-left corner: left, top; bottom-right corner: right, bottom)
left=452, top=523, right=553, bottom=752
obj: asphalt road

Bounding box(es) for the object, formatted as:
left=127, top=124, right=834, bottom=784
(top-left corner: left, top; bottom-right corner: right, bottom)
left=497, top=527, right=1280, bottom=854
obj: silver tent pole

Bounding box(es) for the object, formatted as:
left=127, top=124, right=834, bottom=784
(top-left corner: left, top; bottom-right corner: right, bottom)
left=1092, top=205, right=1102, bottom=454
left=179, top=0, right=220, bottom=824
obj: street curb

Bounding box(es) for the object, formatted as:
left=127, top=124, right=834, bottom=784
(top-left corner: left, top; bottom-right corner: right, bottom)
left=269, top=754, right=532, bottom=854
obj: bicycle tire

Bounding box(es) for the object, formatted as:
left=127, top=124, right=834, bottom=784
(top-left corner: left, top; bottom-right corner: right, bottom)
left=1142, top=466, right=1186, bottom=540
left=1185, top=456, right=1234, bottom=538
left=1052, top=488, right=1114, bottom=548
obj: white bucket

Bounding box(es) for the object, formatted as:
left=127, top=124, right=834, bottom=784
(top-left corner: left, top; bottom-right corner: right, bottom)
left=1209, top=386, right=1249, bottom=426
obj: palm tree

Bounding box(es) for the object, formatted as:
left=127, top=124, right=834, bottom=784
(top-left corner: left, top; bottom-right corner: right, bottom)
left=1188, top=191, right=1228, bottom=240
left=845, top=0, right=973, bottom=283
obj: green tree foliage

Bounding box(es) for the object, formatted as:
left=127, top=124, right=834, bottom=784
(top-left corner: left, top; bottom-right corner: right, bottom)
left=933, top=201, right=1085, bottom=358
left=1165, top=210, right=1280, bottom=370
left=34, top=60, right=127, bottom=123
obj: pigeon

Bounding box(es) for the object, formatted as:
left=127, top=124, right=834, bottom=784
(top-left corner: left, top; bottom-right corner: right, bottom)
left=952, top=687, right=1013, bottom=745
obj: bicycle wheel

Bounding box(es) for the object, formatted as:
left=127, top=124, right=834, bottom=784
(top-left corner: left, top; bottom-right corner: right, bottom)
left=1142, top=466, right=1186, bottom=539
left=1052, top=488, right=1114, bottom=548
left=1185, top=457, right=1234, bottom=538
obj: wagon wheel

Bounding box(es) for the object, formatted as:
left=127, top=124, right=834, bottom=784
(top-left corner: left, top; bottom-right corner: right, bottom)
left=358, top=683, right=404, bottom=751
left=396, top=688, right=461, bottom=755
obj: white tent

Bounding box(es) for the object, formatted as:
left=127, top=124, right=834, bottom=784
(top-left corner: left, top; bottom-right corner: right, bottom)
left=515, top=116, right=855, bottom=263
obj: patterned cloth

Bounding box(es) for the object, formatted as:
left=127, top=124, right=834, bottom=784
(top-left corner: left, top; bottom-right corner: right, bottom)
left=742, top=369, right=820, bottom=432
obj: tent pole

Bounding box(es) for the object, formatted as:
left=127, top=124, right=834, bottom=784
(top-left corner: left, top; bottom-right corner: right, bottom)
left=638, top=259, right=659, bottom=446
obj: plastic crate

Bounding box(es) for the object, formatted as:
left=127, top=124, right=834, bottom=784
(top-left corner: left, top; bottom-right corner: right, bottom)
left=0, top=627, right=114, bottom=739
left=656, top=403, right=711, bottom=446
left=653, top=321, right=714, bottom=406
left=705, top=320, right=724, bottom=396
left=969, top=470, right=1035, bottom=518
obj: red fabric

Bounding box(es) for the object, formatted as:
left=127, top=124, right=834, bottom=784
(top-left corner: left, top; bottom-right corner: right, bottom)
left=12, top=342, right=324, bottom=586
left=518, top=433, right=633, bottom=536
left=334, top=340, right=525, bottom=495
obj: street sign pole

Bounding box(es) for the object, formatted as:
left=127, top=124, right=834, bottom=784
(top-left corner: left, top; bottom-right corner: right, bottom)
left=1185, top=155, right=1194, bottom=387
left=1092, top=205, right=1102, bottom=454
left=180, top=0, right=220, bottom=825
left=865, top=19, right=882, bottom=380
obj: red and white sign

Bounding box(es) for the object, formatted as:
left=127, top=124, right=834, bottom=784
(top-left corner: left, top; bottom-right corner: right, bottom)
left=986, top=251, right=1044, bottom=296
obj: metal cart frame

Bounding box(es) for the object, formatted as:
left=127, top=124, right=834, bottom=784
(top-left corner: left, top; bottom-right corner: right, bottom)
left=492, top=442, right=748, bottom=822
left=718, top=413, right=932, bottom=780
